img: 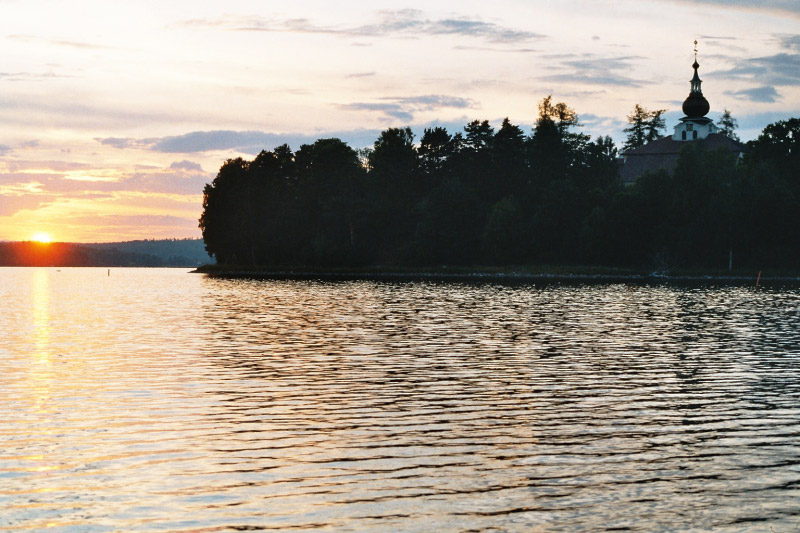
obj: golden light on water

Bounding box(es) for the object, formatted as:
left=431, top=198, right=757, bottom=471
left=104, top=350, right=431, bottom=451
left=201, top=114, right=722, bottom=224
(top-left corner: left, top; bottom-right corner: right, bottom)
left=31, top=232, right=52, bottom=244
left=31, top=268, right=53, bottom=413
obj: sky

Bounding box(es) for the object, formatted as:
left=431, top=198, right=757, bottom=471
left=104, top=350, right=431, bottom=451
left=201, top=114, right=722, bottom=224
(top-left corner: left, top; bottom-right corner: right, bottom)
left=1, top=0, right=798, bottom=243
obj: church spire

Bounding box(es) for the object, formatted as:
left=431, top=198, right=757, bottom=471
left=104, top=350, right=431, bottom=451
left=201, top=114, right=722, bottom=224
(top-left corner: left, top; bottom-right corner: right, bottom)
left=682, top=40, right=710, bottom=118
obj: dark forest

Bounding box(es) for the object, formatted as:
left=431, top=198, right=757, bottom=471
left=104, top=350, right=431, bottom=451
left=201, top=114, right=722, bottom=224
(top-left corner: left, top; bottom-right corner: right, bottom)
left=199, top=98, right=799, bottom=272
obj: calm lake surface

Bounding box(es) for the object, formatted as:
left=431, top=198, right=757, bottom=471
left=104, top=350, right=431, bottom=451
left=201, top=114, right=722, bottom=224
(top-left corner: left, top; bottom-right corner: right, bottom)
left=2, top=267, right=800, bottom=532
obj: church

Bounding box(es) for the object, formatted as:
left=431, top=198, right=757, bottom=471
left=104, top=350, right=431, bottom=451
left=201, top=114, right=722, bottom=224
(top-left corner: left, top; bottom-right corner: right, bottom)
left=620, top=48, right=748, bottom=184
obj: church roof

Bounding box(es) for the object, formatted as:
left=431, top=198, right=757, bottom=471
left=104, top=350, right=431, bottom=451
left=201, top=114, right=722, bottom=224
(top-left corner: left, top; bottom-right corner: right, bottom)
left=623, top=133, right=746, bottom=156
left=620, top=134, right=748, bottom=184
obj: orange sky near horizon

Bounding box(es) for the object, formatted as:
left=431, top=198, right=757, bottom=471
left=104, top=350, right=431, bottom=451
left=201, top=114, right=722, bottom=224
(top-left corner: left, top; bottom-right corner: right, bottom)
left=1, top=0, right=798, bottom=243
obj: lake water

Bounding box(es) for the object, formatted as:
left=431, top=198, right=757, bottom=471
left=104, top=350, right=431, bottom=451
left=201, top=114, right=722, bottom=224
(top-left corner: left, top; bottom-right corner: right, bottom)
left=2, top=267, right=800, bottom=532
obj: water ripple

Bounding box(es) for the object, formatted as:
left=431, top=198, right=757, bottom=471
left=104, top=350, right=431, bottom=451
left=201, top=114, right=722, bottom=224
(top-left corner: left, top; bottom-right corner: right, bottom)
left=1, top=269, right=800, bottom=531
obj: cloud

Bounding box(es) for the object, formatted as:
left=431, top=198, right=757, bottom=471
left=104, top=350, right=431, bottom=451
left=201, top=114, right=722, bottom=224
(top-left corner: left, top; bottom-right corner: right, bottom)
left=5, top=160, right=92, bottom=172
left=182, top=9, right=545, bottom=44
left=99, top=128, right=382, bottom=153
left=343, top=103, right=414, bottom=122
left=661, top=0, right=800, bottom=16
left=0, top=144, right=11, bottom=156
left=452, top=45, right=538, bottom=54
left=777, top=33, right=800, bottom=51
left=59, top=214, right=196, bottom=228
left=698, top=35, right=738, bottom=40
left=725, top=86, right=781, bottom=103
left=0, top=160, right=211, bottom=218
left=580, top=113, right=628, bottom=134
left=0, top=173, right=57, bottom=187
left=712, top=52, right=800, bottom=86
left=0, top=178, right=59, bottom=216
left=542, top=73, right=646, bottom=87
left=95, top=137, right=138, bottom=149
left=0, top=70, right=70, bottom=82
left=151, top=131, right=298, bottom=153
left=169, top=160, right=204, bottom=172
left=0, top=96, right=187, bottom=130
left=9, top=34, right=114, bottom=50
left=345, top=72, right=376, bottom=78
left=541, top=54, right=648, bottom=88
left=49, top=39, right=113, bottom=50
left=0, top=193, right=59, bottom=217
left=120, top=171, right=210, bottom=195
left=341, top=94, right=477, bottom=121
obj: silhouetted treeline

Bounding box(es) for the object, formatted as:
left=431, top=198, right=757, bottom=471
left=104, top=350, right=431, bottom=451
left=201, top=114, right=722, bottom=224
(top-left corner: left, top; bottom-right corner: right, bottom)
left=199, top=101, right=799, bottom=271
left=0, top=239, right=209, bottom=267
left=84, top=239, right=210, bottom=265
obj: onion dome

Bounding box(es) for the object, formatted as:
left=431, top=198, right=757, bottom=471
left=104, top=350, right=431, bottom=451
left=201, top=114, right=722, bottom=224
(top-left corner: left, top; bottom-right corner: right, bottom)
left=682, top=54, right=710, bottom=117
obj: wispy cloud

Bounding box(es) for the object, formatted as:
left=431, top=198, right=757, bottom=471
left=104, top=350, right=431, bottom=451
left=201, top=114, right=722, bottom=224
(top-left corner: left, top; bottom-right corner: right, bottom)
left=9, top=34, right=114, bottom=50
left=5, top=160, right=92, bottom=172
left=0, top=160, right=212, bottom=218
left=0, top=96, right=187, bottom=130
left=661, top=0, right=800, bottom=17
left=0, top=70, right=71, bottom=82
left=0, top=145, right=12, bottom=156
left=725, top=86, right=781, bottom=103
left=777, top=33, right=800, bottom=51
left=96, top=137, right=141, bottom=150
left=182, top=9, right=545, bottom=44
left=580, top=113, right=628, bottom=135
left=59, top=214, right=196, bottom=228
left=169, top=160, right=204, bottom=172
left=345, top=72, right=376, bottom=78
left=541, top=54, right=648, bottom=88
left=97, top=129, right=384, bottom=153
left=340, top=94, right=476, bottom=121
left=452, top=45, right=539, bottom=54
left=0, top=193, right=59, bottom=217
left=712, top=52, right=800, bottom=86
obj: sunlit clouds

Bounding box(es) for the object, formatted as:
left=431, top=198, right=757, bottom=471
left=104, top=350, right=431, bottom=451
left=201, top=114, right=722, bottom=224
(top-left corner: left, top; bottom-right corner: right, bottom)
left=1, top=0, right=798, bottom=241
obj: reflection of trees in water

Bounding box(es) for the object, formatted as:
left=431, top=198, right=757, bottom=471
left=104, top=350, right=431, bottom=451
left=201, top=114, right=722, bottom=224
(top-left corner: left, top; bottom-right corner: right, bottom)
left=199, top=280, right=800, bottom=401
left=192, top=279, right=800, bottom=530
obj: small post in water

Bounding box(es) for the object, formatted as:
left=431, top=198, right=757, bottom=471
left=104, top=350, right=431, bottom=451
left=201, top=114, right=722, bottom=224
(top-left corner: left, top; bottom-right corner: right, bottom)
left=756, top=271, right=761, bottom=288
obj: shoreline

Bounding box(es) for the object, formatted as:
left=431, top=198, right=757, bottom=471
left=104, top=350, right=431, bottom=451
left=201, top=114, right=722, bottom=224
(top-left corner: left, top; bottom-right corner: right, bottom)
left=192, top=265, right=800, bottom=285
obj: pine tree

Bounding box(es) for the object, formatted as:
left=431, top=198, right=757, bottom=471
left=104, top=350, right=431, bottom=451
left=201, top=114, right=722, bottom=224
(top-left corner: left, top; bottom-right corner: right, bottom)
left=717, top=109, right=740, bottom=141
left=645, top=109, right=667, bottom=142
left=624, top=105, right=667, bottom=151
left=623, top=104, right=649, bottom=151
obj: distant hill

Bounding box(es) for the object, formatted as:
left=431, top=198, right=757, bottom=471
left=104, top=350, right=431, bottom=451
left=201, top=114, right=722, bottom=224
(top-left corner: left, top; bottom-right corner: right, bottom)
left=0, top=239, right=211, bottom=267
left=84, top=239, right=211, bottom=266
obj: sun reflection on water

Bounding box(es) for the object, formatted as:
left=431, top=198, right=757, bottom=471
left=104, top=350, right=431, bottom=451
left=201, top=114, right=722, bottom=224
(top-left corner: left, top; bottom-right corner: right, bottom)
left=30, top=268, right=53, bottom=413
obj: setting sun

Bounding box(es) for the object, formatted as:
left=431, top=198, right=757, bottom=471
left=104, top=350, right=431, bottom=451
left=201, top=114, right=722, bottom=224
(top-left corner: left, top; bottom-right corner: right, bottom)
left=31, top=232, right=52, bottom=244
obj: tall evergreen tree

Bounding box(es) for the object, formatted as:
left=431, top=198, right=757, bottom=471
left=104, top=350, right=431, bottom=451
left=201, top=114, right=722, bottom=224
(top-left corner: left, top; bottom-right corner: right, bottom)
left=418, top=127, right=454, bottom=177
left=623, top=104, right=649, bottom=151
left=645, top=109, right=667, bottom=142
left=492, top=118, right=528, bottom=199
left=624, top=105, right=666, bottom=150
left=717, top=109, right=740, bottom=141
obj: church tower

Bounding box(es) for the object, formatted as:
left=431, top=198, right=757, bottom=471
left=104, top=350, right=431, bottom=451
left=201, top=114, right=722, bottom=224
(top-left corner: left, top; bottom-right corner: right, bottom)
left=619, top=41, right=747, bottom=185
left=671, top=41, right=719, bottom=141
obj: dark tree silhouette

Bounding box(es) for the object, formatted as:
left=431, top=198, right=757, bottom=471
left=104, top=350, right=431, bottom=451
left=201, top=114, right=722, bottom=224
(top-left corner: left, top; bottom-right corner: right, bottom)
left=717, top=109, right=740, bottom=141
left=624, top=104, right=667, bottom=150
left=198, top=107, right=800, bottom=272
